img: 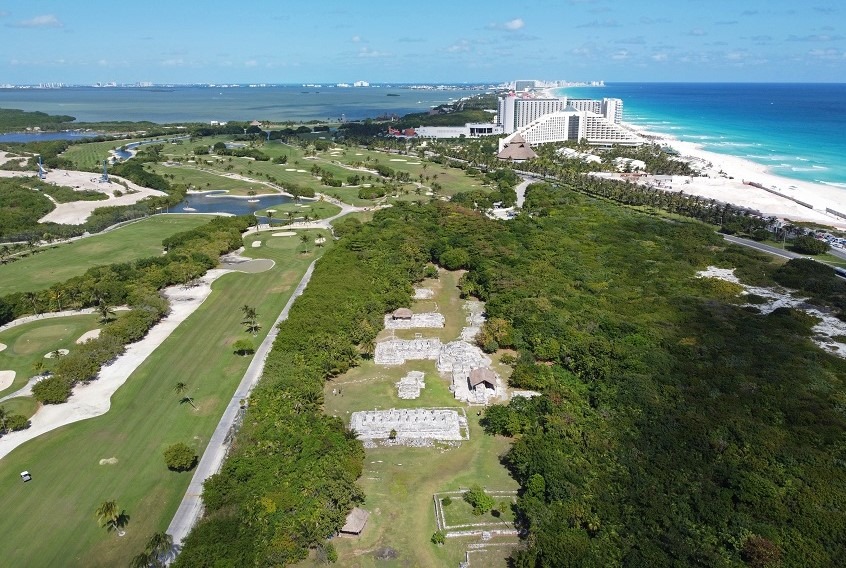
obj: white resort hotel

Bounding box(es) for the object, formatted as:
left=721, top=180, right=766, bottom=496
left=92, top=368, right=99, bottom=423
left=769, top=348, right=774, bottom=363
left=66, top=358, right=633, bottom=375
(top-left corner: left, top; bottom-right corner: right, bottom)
left=496, top=92, right=643, bottom=153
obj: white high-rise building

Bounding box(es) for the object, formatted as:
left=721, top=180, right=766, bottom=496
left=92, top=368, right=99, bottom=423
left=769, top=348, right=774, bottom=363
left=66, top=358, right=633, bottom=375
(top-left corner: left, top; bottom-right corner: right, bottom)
left=497, top=94, right=624, bottom=134
left=498, top=106, right=643, bottom=150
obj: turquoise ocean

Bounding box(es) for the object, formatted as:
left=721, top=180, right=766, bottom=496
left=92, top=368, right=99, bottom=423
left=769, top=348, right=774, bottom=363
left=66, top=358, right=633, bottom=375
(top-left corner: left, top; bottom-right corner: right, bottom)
left=557, top=83, right=846, bottom=191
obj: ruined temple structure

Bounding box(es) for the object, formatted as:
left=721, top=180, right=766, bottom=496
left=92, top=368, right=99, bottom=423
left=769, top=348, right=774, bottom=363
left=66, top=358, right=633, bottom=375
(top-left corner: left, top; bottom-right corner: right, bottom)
left=384, top=310, right=445, bottom=330
left=396, top=370, right=425, bottom=399
left=350, top=408, right=468, bottom=440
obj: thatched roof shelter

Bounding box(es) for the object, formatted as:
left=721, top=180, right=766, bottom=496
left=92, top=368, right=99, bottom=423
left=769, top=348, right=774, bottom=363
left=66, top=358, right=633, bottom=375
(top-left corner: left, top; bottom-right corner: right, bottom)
left=340, top=507, right=369, bottom=535
left=469, top=367, right=497, bottom=390
left=392, top=308, right=413, bottom=320
left=496, top=133, right=537, bottom=162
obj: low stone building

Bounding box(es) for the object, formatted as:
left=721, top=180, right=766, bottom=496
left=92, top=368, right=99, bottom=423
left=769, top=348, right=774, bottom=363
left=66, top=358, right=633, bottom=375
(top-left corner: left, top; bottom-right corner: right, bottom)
left=350, top=408, right=467, bottom=440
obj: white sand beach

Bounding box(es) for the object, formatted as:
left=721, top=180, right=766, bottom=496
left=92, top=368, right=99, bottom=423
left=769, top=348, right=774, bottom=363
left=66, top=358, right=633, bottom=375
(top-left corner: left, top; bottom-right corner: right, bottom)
left=622, top=123, right=846, bottom=229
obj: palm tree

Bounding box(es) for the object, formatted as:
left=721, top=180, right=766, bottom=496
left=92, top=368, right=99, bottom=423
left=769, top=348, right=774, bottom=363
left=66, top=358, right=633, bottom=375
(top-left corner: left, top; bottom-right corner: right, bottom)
left=95, top=499, right=124, bottom=534
left=174, top=382, right=196, bottom=409
left=131, top=531, right=173, bottom=567
left=97, top=300, right=115, bottom=323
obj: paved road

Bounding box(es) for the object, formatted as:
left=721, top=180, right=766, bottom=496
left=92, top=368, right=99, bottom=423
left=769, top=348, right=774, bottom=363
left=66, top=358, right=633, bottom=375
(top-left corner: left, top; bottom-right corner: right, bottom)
left=721, top=234, right=803, bottom=260
left=166, top=259, right=318, bottom=550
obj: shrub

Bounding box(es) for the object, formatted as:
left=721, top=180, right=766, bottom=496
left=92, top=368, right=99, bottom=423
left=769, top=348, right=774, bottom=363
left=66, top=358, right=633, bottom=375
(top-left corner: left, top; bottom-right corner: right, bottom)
left=463, top=484, right=495, bottom=516
left=163, top=442, right=198, bottom=472
left=4, top=414, right=31, bottom=432
left=32, top=376, right=72, bottom=404
left=431, top=530, right=446, bottom=545
left=441, top=496, right=452, bottom=507
left=233, top=338, right=255, bottom=356
left=791, top=235, right=830, bottom=255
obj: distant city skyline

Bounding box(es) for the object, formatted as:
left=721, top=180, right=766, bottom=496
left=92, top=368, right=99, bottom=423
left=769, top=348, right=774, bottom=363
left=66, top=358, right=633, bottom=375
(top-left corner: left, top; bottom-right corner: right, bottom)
left=0, top=0, right=843, bottom=85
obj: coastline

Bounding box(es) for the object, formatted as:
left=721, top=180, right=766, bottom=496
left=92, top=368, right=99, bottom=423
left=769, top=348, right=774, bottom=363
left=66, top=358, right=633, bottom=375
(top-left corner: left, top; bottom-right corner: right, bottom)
left=620, top=122, right=846, bottom=229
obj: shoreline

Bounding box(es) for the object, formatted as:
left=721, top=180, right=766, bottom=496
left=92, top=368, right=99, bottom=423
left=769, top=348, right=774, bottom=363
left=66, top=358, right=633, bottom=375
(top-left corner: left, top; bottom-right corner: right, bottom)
left=620, top=122, right=846, bottom=229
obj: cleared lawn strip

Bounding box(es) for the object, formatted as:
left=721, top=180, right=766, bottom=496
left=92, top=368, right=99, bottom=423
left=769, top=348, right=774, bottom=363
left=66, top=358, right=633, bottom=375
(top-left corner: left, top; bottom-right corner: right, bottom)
left=0, top=233, right=325, bottom=566
left=304, top=272, right=518, bottom=568
left=0, top=215, right=213, bottom=296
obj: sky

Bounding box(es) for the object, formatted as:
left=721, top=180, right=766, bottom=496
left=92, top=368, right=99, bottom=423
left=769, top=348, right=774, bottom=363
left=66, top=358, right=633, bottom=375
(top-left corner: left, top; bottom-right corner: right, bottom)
left=0, top=0, right=844, bottom=84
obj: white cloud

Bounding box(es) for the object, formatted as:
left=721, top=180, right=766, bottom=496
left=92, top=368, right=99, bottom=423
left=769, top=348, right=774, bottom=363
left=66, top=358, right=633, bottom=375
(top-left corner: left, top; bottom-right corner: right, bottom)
left=504, top=18, right=524, bottom=30
left=9, top=14, right=63, bottom=28
left=488, top=17, right=525, bottom=31
left=446, top=40, right=472, bottom=53
left=244, top=60, right=258, bottom=67
left=351, top=35, right=361, bottom=43
left=651, top=53, right=668, bottom=62
left=358, top=47, right=389, bottom=58
left=161, top=58, right=185, bottom=67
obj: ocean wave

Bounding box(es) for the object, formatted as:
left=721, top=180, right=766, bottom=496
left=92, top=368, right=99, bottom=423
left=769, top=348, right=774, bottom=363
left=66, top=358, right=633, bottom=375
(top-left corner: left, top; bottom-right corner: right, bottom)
left=820, top=181, right=846, bottom=189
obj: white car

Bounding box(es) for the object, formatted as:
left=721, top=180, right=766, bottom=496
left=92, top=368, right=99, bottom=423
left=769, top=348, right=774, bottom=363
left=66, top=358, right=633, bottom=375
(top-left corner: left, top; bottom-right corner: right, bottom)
left=20, top=471, right=32, bottom=482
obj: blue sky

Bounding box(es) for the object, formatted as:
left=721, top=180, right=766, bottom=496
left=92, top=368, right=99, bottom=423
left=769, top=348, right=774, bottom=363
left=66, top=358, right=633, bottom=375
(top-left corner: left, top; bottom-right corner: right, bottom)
left=0, top=0, right=843, bottom=84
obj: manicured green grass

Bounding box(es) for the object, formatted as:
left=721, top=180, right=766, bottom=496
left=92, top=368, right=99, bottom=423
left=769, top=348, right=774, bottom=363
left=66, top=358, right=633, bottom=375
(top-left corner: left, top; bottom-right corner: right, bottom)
left=61, top=138, right=147, bottom=171
left=303, top=271, right=518, bottom=568
left=258, top=200, right=341, bottom=221
left=0, top=396, right=39, bottom=419
left=148, top=164, right=269, bottom=195
left=0, top=232, right=327, bottom=566
left=0, top=313, right=101, bottom=396
left=0, top=215, right=213, bottom=296
left=159, top=137, right=488, bottom=206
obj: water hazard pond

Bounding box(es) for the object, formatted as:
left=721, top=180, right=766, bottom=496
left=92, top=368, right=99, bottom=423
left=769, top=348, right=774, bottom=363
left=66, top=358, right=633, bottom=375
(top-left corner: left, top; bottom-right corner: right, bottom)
left=174, top=191, right=296, bottom=222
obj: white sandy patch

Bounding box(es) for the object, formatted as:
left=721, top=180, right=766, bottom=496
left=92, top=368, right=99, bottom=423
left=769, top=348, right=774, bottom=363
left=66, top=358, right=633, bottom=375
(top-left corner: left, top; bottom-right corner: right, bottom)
left=99, top=457, right=119, bottom=465
left=44, top=349, right=70, bottom=359
left=272, top=231, right=296, bottom=237
left=76, top=329, right=101, bottom=344
left=355, top=153, right=363, bottom=156
left=0, top=269, right=232, bottom=460
left=296, top=169, right=307, bottom=173
left=696, top=266, right=741, bottom=284
left=0, top=342, right=6, bottom=352
left=389, top=158, right=407, bottom=162
left=251, top=241, right=262, bottom=248
left=697, top=266, right=846, bottom=357
left=0, top=169, right=167, bottom=225
left=413, top=288, right=434, bottom=300
left=621, top=123, right=846, bottom=229
left=297, top=204, right=311, bottom=208
left=314, top=237, right=326, bottom=245
left=408, top=162, right=421, bottom=165
left=285, top=168, right=296, bottom=171
left=0, top=371, right=15, bottom=391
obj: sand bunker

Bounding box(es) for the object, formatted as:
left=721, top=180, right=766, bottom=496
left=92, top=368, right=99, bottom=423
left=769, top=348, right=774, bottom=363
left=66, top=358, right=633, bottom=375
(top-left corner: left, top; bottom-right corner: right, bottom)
left=99, top=457, right=119, bottom=465
left=297, top=204, right=311, bottom=208
left=285, top=168, right=296, bottom=171
left=76, top=329, right=101, bottom=344
left=389, top=159, right=407, bottom=162
left=296, top=169, right=307, bottom=173
left=0, top=342, right=6, bottom=352
left=272, top=231, right=296, bottom=237
left=44, top=349, right=70, bottom=359
left=251, top=241, right=262, bottom=248
left=0, top=371, right=15, bottom=391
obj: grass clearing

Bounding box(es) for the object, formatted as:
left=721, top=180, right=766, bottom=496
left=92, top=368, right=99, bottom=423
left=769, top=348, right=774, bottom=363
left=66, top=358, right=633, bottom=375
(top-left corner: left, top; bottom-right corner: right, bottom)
left=149, top=164, right=269, bottom=195
left=299, top=271, right=518, bottom=568
left=0, top=231, right=327, bottom=566
left=0, top=215, right=213, bottom=296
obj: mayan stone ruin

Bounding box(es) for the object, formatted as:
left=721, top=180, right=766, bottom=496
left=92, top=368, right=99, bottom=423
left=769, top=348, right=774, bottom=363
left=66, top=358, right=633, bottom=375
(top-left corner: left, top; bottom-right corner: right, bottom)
left=396, top=370, right=425, bottom=399
left=374, top=338, right=442, bottom=365
left=384, top=312, right=446, bottom=330
left=350, top=408, right=468, bottom=440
